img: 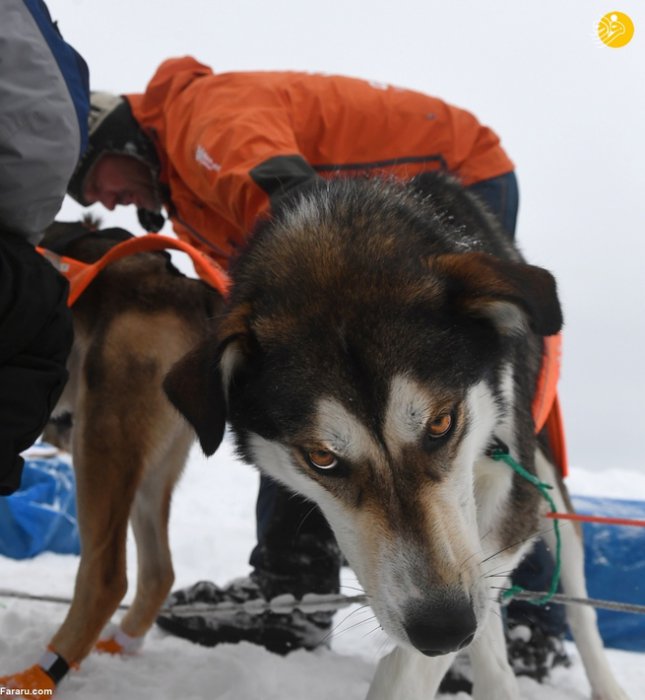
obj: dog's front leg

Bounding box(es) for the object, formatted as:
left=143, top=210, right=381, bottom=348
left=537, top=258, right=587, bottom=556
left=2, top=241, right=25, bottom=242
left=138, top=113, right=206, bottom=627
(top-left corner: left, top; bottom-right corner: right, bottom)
left=535, top=451, right=630, bottom=700
left=366, top=646, right=455, bottom=700
left=469, top=603, right=519, bottom=700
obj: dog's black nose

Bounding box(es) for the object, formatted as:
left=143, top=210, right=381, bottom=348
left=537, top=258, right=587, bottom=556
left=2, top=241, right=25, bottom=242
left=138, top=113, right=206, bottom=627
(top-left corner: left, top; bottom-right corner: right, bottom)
left=404, top=597, right=477, bottom=656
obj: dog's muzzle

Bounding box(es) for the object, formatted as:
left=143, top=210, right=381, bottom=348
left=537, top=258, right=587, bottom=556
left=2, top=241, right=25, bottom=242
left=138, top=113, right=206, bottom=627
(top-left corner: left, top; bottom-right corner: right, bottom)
left=403, top=595, right=477, bottom=656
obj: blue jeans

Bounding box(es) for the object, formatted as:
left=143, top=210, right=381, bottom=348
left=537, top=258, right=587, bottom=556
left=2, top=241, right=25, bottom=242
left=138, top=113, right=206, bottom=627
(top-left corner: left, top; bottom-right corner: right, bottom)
left=466, top=171, right=519, bottom=239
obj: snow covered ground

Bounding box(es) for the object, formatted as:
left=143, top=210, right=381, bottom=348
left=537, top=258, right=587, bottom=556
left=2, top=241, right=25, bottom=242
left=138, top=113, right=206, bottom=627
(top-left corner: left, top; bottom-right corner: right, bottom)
left=1, top=437, right=644, bottom=699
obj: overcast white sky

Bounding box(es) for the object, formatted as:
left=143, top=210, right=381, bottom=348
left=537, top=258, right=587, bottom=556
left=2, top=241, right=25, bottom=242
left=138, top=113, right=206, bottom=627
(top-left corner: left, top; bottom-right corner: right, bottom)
left=48, top=0, right=645, bottom=472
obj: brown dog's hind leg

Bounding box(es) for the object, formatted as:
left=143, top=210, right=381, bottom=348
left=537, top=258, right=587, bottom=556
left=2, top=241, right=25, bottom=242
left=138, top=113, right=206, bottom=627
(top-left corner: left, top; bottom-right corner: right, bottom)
left=48, top=391, right=146, bottom=667
left=117, top=425, right=194, bottom=640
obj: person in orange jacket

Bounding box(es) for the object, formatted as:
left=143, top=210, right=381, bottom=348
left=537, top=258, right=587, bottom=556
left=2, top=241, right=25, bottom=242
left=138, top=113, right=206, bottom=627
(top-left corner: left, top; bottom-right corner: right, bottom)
left=67, top=56, right=566, bottom=681
left=68, top=56, right=518, bottom=259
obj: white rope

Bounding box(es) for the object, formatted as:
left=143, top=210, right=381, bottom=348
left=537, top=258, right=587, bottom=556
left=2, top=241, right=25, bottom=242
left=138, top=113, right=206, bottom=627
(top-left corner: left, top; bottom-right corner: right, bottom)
left=1, top=588, right=644, bottom=616
left=503, top=590, right=645, bottom=615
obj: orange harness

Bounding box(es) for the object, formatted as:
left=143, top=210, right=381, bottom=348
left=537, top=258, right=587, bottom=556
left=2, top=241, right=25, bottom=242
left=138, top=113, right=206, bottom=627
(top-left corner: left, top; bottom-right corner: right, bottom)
left=37, top=235, right=566, bottom=475
left=533, top=335, right=567, bottom=476
left=37, top=233, right=230, bottom=305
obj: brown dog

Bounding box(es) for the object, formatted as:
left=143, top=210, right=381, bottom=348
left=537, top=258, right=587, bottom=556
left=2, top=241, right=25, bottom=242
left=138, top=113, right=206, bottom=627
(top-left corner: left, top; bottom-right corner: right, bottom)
left=2, top=221, right=223, bottom=691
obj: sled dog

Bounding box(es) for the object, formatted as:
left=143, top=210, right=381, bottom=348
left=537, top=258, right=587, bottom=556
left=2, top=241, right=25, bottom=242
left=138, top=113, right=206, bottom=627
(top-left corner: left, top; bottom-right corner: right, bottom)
left=13, top=222, right=223, bottom=681
left=165, top=174, right=629, bottom=699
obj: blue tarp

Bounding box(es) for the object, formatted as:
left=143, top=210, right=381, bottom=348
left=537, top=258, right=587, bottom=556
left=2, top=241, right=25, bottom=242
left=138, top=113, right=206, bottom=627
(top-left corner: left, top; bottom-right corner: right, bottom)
left=0, top=447, right=80, bottom=559
left=572, top=495, right=645, bottom=652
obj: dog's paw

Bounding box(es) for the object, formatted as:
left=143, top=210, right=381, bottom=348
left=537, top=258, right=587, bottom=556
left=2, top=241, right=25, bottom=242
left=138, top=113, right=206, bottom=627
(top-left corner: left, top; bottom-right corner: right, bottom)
left=0, top=665, right=56, bottom=697
left=95, top=623, right=144, bottom=655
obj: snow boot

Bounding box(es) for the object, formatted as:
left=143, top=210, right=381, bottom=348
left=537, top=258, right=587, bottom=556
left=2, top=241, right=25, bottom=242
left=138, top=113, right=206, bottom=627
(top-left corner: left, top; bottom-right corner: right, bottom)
left=506, top=620, right=570, bottom=682
left=156, top=575, right=335, bottom=655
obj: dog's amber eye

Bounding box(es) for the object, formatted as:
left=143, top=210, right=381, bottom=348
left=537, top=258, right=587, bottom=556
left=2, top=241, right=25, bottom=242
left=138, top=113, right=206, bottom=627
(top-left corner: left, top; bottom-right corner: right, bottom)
left=307, top=449, right=338, bottom=470
left=427, top=413, right=453, bottom=438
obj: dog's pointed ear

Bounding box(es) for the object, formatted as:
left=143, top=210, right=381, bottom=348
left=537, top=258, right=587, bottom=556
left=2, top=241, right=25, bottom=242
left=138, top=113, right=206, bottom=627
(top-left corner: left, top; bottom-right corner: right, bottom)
left=163, top=337, right=227, bottom=456
left=163, top=302, right=253, bottom=456
left=430, top=252, right=563, bottom=336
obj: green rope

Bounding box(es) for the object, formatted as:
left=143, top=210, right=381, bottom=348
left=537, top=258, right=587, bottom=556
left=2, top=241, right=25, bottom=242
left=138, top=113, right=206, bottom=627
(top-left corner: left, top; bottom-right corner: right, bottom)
left=489, top=447, right=562, bottom=605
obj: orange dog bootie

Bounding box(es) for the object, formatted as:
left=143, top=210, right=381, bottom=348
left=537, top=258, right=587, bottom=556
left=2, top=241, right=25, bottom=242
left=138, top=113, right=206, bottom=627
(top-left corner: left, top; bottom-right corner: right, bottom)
left=0, top=649, right=73, bottom=697
left=95, top=623, right=144, bottom=655
left=0, top=663, right=57, bottom=697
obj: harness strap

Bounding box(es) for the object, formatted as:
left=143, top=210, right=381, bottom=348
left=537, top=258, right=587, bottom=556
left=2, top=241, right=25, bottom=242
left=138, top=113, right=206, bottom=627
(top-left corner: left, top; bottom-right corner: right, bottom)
left=37, top=233, right=230, bottom=306
left=532, top=334, right=560, bottom=432
left=531, top=334, right=567, bottom=476
left=544, top=393, right=567, bottom=476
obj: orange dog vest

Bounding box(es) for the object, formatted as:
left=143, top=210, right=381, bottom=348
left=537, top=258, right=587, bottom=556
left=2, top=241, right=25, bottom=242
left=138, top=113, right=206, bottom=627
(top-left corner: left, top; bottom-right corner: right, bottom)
left=37, top=233, right=230, bottom=305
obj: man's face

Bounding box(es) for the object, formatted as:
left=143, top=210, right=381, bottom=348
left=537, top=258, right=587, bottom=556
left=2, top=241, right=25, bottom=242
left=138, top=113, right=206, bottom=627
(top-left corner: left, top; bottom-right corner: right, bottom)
left=83, top=154, right=159, bottom=211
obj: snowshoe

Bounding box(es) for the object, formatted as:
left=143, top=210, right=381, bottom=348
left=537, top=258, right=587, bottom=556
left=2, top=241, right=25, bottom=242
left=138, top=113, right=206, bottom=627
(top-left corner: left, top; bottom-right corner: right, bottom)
left=156, top=577, right=334, bottom=655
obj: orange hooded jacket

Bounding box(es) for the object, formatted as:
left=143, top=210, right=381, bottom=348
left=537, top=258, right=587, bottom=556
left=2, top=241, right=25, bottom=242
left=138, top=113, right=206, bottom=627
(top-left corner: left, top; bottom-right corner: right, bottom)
left=127, top=56, right=513, bottom=269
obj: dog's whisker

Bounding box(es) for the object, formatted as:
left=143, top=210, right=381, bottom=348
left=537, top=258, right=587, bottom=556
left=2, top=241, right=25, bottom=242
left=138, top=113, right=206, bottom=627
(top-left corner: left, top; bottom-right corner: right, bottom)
left=480, top=558, right=519, bottom=579
left=479, top=541, right=528, bottom=565
left=340, top=583, right=368, bottom=595
left=479, top=527, right=494, bottom=542
left=294, top=505, right=320, bottom=536
left=487, top=606, right=504, bottom=622
left=332, top=603, right=373, bottom=632
left=328, top=611, right=379, bottom=643
left=333, top=619, right=379, bottom=642
left=362, top=623, right=384, bottom=640
left=377, top=634, right=393, bottom=657
left=482, top=518, right=579, bottom=570
left=335, top=610, right=377, bottom=634
left=484, top=572, right=515, bottom=580
left=459, top=546, right=487, bottom=570
left=478, top=521, right=560, bottom=566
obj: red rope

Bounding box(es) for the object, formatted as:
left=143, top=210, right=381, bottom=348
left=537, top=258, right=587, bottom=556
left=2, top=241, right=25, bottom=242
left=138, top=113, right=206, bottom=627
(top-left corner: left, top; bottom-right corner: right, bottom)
left=546, top=512, right=645, bottom=528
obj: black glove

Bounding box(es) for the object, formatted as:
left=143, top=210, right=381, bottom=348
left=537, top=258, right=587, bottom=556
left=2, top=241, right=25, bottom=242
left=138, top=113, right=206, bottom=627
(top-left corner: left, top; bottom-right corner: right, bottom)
left=137, top=207, right=165, bottom=233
